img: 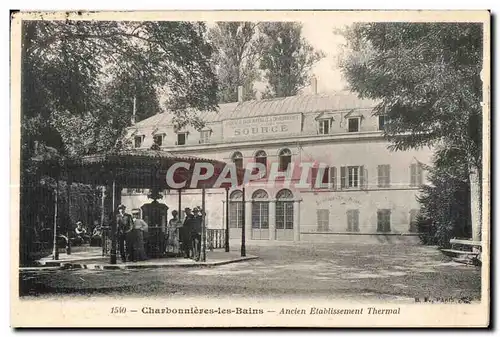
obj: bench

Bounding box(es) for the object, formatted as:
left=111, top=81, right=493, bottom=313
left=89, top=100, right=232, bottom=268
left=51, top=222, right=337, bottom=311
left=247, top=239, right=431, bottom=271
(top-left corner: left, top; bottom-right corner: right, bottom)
left=441, top=238, right=482, bottom=265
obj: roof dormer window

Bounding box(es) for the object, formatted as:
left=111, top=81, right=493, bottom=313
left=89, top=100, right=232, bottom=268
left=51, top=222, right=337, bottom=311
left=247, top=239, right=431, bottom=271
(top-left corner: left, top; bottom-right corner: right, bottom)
left=318, top=119, right=332, bottom=135
left=199, top=127, right=212, bottom=144
left=348, top=117, right=360, bottom=132
left=176, top=132, right=188, bottom=146
left=153, top=134, right=164, bottom=147
left=134, top=135, right=144, bottom=148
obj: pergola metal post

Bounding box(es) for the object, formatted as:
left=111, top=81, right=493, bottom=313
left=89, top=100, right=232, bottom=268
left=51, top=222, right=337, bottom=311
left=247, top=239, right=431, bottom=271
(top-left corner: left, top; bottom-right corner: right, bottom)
left=110, top=179, right=117, bottom=264
left=66, top=178, right=72, bottom=255
left=100, top=186, right=106, bottom=257
left=178, top=189, right=182, bottom=220
left=201, top=187, right=206, bottom=262
left=52, top=179, right=59, bottom=260
left=225, top=187, right=229, bottom=252
left=241, top=187, right=246, bottom=257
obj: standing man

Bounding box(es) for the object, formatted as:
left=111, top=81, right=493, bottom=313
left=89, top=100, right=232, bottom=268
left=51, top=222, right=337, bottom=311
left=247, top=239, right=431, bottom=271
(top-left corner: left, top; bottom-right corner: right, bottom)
left=181, top=208, right=194, bottom=259
left=191, top=207, right=202, bottom=262
left=116, top=204, right=133, bottom=262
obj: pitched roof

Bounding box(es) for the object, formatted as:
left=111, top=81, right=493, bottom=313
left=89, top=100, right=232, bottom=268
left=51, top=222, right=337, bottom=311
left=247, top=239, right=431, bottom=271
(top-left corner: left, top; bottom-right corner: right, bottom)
left=133, top=92, right=378, bottom=127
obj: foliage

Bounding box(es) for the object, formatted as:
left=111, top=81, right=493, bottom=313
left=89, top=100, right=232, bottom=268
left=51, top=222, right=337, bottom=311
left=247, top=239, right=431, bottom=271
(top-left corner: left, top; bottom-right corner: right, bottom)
left=338, top=22, right=483, bottom=244
left=209, top=22, right=263, bottom=103
left=259, top=22, right=324, bottom=98
left=338, top=23, right=482, bottom=168
left=416, top=146, right=471, bottom=248
left=22, top=20, right=218, bottom=158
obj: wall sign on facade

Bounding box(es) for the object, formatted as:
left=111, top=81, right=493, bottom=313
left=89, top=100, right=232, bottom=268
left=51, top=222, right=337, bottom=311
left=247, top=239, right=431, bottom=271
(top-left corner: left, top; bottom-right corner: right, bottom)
left=223, top=114, right=302, bottom=140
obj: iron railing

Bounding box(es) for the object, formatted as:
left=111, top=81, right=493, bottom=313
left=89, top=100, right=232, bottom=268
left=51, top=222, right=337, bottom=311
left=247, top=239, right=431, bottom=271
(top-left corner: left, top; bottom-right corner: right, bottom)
left=101, top=227, right=227, bottom=256
left=206, top=229, right=226, bottom=250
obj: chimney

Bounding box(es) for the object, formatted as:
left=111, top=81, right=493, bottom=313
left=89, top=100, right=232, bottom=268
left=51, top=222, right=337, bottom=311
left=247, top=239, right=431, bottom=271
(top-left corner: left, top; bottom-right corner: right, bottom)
left=131, top=96, right=137, bottom=125
left=237, top=86, right=243, bottom=103
left=310, top=77, right=318, bottom=95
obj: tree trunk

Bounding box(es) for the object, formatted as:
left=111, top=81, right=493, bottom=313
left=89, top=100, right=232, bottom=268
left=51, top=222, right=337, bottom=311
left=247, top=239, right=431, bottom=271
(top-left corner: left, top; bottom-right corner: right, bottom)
left=469, top=164, right=482, bottom=242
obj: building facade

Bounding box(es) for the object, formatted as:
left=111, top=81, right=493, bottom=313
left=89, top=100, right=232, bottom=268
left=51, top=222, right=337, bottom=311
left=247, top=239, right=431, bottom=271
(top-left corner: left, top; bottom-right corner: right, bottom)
left=121, top=88, right=433, bottom=242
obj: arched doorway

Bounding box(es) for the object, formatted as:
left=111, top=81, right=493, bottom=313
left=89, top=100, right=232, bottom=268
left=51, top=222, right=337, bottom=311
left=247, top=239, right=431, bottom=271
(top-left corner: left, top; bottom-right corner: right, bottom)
left=228, top=190, right=243, bottom=239
left=276, top=189, right=294, bottom=241
left=251, top=189, right=269, bottom=240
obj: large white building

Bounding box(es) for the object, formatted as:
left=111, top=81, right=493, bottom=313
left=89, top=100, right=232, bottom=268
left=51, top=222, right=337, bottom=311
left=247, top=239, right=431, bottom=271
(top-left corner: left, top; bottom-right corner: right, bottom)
left=121, top=84, right=433, bottom=243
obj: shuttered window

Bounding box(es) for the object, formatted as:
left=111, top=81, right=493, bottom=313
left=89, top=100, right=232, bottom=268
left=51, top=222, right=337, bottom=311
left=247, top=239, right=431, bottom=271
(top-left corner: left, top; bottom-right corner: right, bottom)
left=347, top=210, right=360, bottom=232
left=341, top=166, right=366, bottom=189
left=310, top=166, right=337, bottom=189
left=410, top=163, right=423, bottom=187
left=377, top=209, right=391, bottom=233
left=317, top=209, right=329, bottom=231
left=377, top=165, right=391, bottom=187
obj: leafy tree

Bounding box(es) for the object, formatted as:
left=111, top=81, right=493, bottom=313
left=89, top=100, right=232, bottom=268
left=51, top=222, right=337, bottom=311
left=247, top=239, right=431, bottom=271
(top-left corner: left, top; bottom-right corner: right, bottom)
left=338, top=22, right=484, bottom=241
left=259, top=22, right=324, bottom=98
left=19, top=19, right=218, bottom=263
left=417, top=146, right=471, bottom=247
left=209, top=22, right=263, bottom=103
left=22, top=20, right=218, bottom=158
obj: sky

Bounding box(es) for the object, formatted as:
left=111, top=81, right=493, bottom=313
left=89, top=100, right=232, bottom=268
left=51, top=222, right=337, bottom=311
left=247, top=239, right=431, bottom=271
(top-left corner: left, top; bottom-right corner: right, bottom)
left=301, top=21, right=351, bottom=94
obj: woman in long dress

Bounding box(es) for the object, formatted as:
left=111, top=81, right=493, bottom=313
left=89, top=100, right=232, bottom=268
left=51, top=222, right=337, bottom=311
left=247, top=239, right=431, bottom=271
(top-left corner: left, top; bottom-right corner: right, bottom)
left=131, top=212, right=148, bottom=261
left=168, top=210, right=182, bottom=256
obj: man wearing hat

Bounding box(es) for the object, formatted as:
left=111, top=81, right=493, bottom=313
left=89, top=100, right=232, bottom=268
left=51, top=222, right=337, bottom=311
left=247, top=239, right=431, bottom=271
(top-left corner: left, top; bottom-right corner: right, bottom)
left=74, top=221, right=89, bottom=245
left=116, top=204, right=133, bottom=262
left=180, top=208, right=194, bottom=258
left=191, top=207, right=203, bottom=261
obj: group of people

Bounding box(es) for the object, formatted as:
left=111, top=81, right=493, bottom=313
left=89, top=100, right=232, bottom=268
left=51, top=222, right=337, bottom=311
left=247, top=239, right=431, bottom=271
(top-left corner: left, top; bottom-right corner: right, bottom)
left=74, top=204, right=205, bottom=263
left=168, top=207, right=204, bottom=261
left=116, top=204, right=149, bottom=262
left=73, top=221, right=102, bottom=246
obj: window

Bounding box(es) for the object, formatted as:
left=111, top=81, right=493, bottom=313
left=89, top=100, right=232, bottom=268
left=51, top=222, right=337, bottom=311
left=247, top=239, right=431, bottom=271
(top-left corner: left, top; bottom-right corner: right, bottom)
left=134, top=136, right=144, bottom=148
left=341, top=166, right=365, bottom=189
left=410, top=163, right=423, bottom=187
left=251, top=190, right=269, bottom=229
left=278, top=148, right=292, bottom=172
left=254, top=150, right=267, bottom=178
left=409, top=209, right=420, bottom=233
left=318, top=119, right=331, bottom=135
left=348, top=118, right=359, bottom=132
left=153, top=134, right=163, bottom=147
left=231, top=151, right=243, bottom=171
left=378, top=116, right=387, bottom=130
left=377, top=209, right=391, bottom=233
left=347, top=209, right=360, bottom=232
left=199, top=130, right=211, bottom=144
left=229, top=190, right=243, bottom=228
left=276, top=189, right=294, bottom=229
left=348, top=166, right=359, bottom=188
left=311, top=166, right=336, bottom=189
left=317, top=209, right=329, bottom=231
left=176, top=133, right=187, bottom=145
left=377, top=165, right=391, bottom=187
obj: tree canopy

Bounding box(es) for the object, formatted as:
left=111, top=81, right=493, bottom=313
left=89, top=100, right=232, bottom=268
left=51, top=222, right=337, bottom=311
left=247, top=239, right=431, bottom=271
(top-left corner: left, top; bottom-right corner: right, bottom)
left=259, top=22, right=324, bottom=98
left=338, top=23, right=483, bottom=168
left=338, top=22, right=485, bottom=242
left=209, top=22, right=263, bottom=103
left=22, top=20, right=218, bottom=158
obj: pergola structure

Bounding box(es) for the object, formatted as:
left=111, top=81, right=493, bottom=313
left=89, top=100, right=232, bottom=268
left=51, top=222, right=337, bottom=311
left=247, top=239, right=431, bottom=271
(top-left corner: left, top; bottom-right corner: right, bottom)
left=35, top=148, right=248, bottom=264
